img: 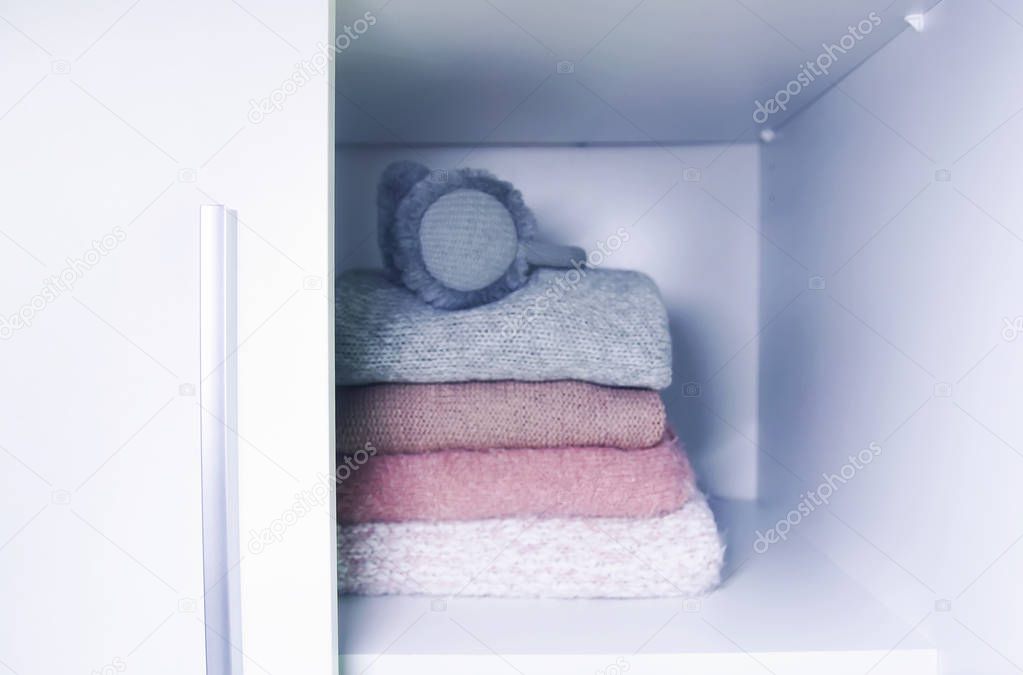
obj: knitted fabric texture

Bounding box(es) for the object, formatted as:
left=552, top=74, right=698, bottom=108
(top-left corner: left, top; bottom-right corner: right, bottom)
left=418, top=189, right=520, bottom=291
left=337, top=433, right=692, bottom=524
left=335, top=268, right=672, bottom=389
left=336, top=380, right=666, bottom=453
left=338, top=493, right=723, bottom=598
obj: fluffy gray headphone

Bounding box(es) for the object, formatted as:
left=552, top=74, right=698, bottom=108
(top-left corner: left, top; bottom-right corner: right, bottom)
left=377, top=161, right=584, bottom=310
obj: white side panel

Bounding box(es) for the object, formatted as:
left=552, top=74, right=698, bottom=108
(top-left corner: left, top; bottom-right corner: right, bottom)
left=336, top=143, right=761, bottom=499
left=0, top=2, right=335, bottom=674
left=761, top=0, right=1023, bottom=672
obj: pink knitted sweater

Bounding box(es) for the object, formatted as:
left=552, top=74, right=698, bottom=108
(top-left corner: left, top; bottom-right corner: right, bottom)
left=336, top=380, right=666, bottom=453
left=337, top=433, right=693, bottom=524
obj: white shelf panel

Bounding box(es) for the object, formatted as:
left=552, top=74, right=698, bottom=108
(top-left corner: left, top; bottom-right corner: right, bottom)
left=339, top=499, right=937, bottom=674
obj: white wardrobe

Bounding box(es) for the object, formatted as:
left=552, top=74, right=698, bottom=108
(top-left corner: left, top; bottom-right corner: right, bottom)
left=3, top=0, right=1023, bottom=673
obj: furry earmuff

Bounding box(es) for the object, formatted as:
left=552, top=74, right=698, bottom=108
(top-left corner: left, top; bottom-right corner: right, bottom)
left=377, top=160, right=583, bottom=310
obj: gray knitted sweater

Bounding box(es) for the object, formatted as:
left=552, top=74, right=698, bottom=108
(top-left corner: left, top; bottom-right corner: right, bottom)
left=335, top=268, right=672, bottom=389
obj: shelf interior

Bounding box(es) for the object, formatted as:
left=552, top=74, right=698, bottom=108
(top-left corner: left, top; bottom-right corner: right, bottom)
left=339, top=498, right=937, bottom=673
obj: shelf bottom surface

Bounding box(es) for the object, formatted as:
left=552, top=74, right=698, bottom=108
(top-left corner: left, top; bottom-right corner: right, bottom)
left=339, top=498, right=938, bottom=674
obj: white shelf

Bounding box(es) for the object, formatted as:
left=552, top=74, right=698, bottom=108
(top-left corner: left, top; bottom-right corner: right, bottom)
left=339, top=499, right=937, bottom=674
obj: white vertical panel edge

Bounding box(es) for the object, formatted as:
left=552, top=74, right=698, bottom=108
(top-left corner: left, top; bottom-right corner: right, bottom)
left=328, top=0, right=340, bottom=666
left=232, top=2, right=337, bottom=673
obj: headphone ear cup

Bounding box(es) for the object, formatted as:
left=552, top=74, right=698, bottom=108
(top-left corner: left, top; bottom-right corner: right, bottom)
left=377, top=161, right=430, bottom=275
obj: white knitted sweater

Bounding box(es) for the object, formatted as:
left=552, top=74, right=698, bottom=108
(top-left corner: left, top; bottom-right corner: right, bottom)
left=338, top=494, right=723, bottom=599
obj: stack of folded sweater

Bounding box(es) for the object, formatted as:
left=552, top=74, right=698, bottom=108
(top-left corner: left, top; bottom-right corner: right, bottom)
left=335, top=267, right=724, bottom=598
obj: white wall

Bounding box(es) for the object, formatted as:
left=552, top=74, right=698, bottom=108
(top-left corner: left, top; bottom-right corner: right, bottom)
left=761, top=0, right=1023, bottom=672
left=0, top=1, right=335, bottom=673
left=336, top=143, right=761, bottom=499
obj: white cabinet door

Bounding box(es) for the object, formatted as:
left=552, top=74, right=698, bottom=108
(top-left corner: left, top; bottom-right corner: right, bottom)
left=0, top=1, right=335, bottom=673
